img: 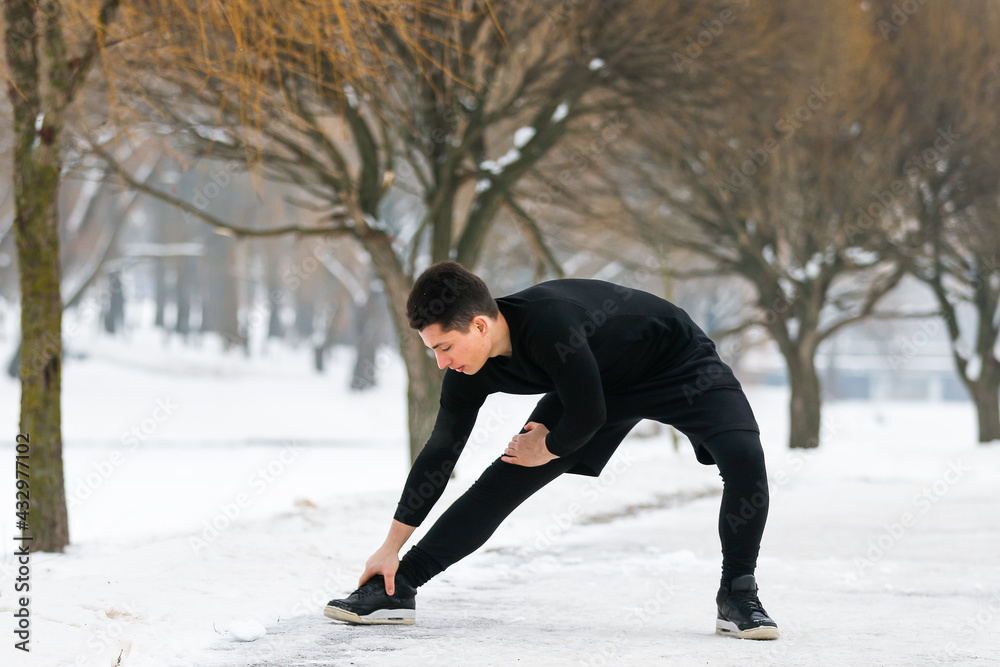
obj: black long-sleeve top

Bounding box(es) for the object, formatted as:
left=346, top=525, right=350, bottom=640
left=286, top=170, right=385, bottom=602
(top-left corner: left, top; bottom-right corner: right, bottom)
left=393, top=279, right=753, bottom=527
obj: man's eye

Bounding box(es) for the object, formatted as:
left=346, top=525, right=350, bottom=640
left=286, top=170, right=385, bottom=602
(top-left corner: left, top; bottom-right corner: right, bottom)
left=441, top=347, right=451, bottom=352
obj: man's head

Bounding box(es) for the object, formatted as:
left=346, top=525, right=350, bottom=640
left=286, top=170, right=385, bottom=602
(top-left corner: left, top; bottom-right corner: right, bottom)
left=407, top=261, right=502, bottom=374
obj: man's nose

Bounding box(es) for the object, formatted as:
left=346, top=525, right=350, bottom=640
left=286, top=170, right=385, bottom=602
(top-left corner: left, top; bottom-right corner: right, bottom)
left=435, top=352, right=449, bottom=370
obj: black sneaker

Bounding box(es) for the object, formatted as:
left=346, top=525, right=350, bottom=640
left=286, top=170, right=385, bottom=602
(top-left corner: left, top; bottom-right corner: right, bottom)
left=324, top=575, right=416, bottom=625
left=715, top=574, right=779, bottom=640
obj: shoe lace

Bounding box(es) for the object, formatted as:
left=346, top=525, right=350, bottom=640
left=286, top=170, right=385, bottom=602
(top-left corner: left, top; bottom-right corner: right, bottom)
left=730, top=589, right=767, bottom=617
left=351, top=580, right=384, bottom=599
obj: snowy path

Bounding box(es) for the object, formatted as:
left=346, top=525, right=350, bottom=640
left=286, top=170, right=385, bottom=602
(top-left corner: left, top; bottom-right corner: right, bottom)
left=1, top=332, right=999, bottom=666
left=197, top=434, right=1000, bottom=667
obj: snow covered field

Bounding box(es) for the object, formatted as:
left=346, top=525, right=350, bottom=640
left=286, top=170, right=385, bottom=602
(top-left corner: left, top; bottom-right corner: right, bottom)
left=1, top=324, right=999, bottom=666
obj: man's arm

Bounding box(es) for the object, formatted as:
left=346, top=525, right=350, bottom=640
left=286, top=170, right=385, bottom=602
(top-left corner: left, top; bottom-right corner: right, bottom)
left=363, top=373, right=483, bottom=592
left=392, top=402, right=481, bottom=526
left=539, top=339, right=607, bottom=458
left=361, top=407, right=480, bottom=591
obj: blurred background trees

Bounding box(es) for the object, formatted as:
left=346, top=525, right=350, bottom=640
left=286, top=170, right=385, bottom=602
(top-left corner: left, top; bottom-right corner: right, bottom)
left=3, top=0, right=1000, bottom=549
left=562, top=3, right=913, bottom=449
left=95, top=0, right=778, bottom=461
left=872, top=1, right=1000, bottom=442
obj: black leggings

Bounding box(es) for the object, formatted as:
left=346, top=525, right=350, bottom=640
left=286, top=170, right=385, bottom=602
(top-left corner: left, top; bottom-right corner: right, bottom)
left=397, top=429, right=768, bottom=590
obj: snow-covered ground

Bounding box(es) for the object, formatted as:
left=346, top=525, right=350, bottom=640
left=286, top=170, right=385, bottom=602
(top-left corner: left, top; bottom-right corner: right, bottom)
left=0, top=321, right=998, bottom=666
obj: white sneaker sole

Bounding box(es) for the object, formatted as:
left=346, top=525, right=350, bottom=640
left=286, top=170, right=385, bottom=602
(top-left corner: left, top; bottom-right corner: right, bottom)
left=324, top=605, right=415, bottom=625
left=716, top=618, right=780, bottom=640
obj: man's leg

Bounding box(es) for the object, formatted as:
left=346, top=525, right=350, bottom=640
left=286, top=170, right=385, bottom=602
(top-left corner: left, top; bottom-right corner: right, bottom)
left=397, top=391, right=569, bottom=588
left=397, top=454, right=579, bottom=587
left=399, top=393, right=640, bottom=589
left=699, top=429, right=778, bottom=639
left=699, top=429, right=769, bottom=588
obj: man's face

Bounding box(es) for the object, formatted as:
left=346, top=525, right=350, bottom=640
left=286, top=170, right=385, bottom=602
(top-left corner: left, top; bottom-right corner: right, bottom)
left=419, top=319, right=491, bottom=375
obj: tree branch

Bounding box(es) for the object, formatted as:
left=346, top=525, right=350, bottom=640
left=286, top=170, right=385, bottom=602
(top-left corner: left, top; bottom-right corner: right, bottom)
left=92, top=145, right=355, bottom=239
left=500, top=190, right=564, bottom=278
left=65, top=0, right=122, bottom=103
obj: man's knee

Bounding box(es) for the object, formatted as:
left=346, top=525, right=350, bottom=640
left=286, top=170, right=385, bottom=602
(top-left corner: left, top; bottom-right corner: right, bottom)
left=705, top=431, right=767, bottom=478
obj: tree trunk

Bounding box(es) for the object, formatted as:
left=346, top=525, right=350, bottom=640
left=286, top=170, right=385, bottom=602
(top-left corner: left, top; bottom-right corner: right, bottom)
left=12, top=173, right=69, bottom=552
left=4, top=0, right=120, bottom=552
left=351, top=279, right=389, bottom=391
left=294, top=287, right=314, bottom=343
left=969, top=362, right=1000, bottom=443
left=786, top=351, right=823, bottom=449
left=154, top=256, right=167, bottom=327
left=175, top=255, right=193, bottom=337
left=201, top=235, right=242, bottom=348
left=5, top=0, right=70, bottom=552
left=102, top=270, right=124, bottom=334
left=358, top=226, right=444, bottom=463
left=350, top=303, right=378, bottom=390
left=13, top=192, right=69, bottom=552
left=266, top=253, right=284, bottom=339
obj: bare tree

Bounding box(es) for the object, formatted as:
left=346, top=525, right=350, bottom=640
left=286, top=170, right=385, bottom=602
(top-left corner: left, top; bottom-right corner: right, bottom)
left=104, top=0, right=767, bottom=461
left=571, top=3, right=912, bottom=449
left=2, top=0, right=123, bottom=551
left=0, top=0, right=409, bottom=550
left=875, top=2, right=1000, bottom=442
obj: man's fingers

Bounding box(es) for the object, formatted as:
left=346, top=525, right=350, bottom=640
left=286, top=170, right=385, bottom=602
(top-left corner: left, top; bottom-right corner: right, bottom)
left=385, top=572, right=396, bottom=596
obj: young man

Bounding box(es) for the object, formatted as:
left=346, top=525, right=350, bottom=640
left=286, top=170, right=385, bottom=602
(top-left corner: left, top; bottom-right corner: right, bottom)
left=325, top=262, right=779, bottom=640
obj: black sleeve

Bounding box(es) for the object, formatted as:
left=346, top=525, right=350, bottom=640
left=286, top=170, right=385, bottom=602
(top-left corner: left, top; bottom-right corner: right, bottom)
left=393, top=372, right=486, bottom=527
left=534, top=325, right=607, bottom=458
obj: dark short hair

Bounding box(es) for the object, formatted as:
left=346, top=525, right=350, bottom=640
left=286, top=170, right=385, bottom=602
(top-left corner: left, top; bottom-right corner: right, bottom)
left=407, top=261, right=498, bottom=331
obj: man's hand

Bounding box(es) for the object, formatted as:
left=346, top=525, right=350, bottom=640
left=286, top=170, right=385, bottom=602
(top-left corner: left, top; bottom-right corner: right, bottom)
left=502, top=422, right=559, bottom=467
left=359, top=546, right=401, bottom=595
